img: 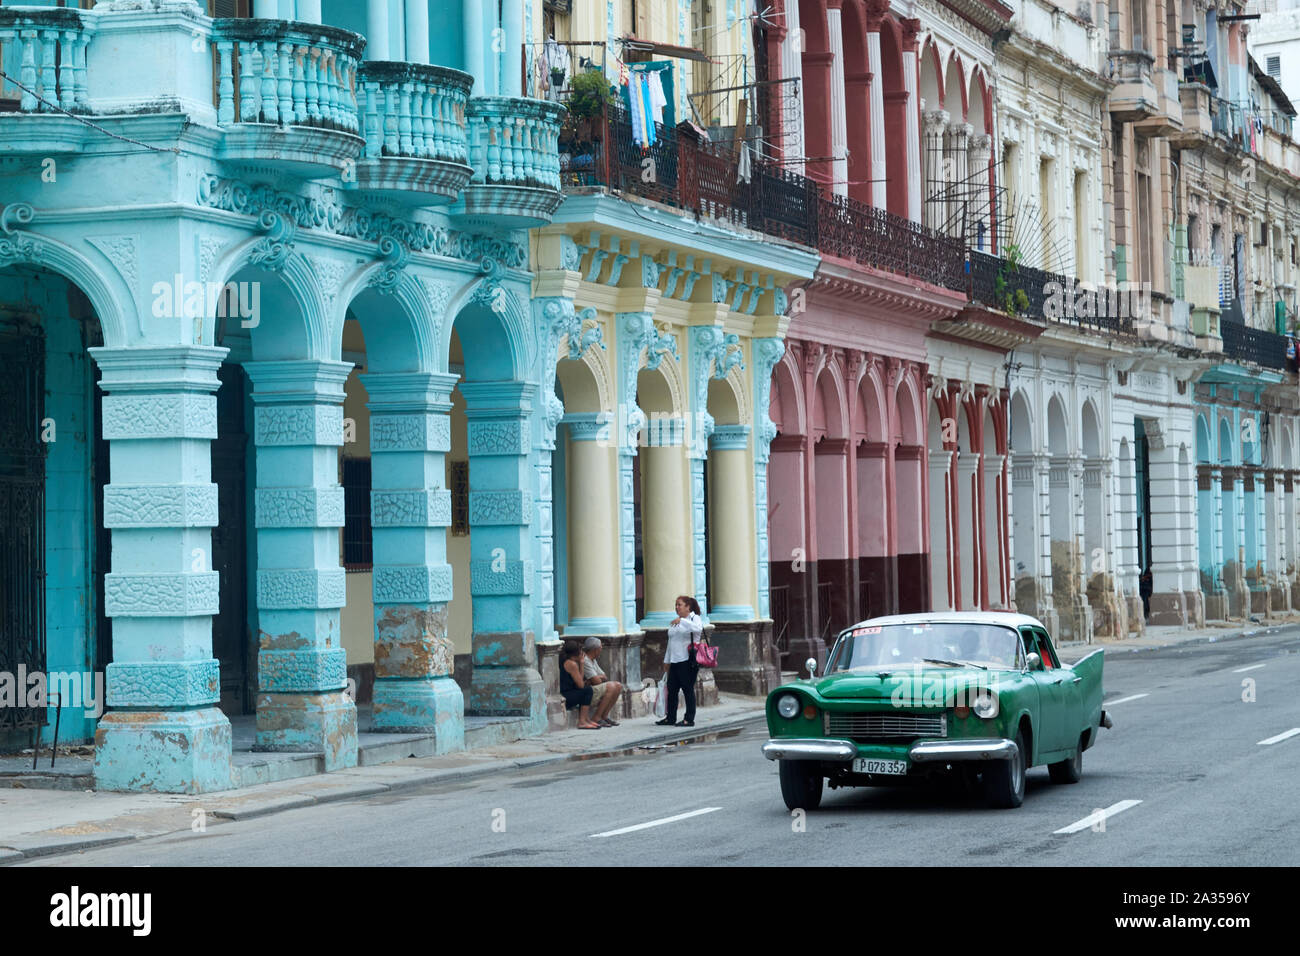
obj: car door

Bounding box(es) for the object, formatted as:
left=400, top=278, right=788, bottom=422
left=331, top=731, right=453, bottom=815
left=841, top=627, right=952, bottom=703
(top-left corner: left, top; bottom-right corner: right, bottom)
left=1020, top=626, right=1067, bottom=758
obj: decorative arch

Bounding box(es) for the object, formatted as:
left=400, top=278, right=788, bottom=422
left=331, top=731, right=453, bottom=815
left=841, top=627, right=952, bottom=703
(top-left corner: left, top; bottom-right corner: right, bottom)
left=332, top=265, right=443, bottom=372
left=811, top=362, right=848, bottom=440
left=1081, top=398, right=1102, bottom=458
left=856, top=365, right=888, bottom=445
left=1009, top=389, right=1033, bottom=453
left=441, top=268, right=532, bottom=380
left=943, top=51, right=968, bottom=121
left=1195, top=413, right=1211, bottom=463
left=207, top=240, right=331, bottom=360
left=1047, top=394, right=1069, bottom=456
left=1218, top=416, right=1233, bottom=465
left=920, top=37, right=944, bottom=110
left=894, top=371, right=924, bottom=447
left=1, top=228, right=130, bottom=347
left=967, top=67, right=991, bottom=136
left=771, top=352, right=805, bottom=436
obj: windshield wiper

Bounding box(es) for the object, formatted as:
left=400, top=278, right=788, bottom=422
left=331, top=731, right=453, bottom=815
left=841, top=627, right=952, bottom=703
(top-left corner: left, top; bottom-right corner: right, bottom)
left=922, top=658, right=988, bottom=670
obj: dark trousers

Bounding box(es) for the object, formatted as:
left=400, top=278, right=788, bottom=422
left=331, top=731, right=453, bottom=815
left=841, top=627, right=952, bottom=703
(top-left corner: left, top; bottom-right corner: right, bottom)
left=665, top=660, right=698, bottom=723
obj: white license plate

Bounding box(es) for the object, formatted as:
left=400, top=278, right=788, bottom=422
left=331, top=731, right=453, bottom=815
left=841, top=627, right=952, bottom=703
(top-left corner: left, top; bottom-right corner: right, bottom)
left=852, top=758, right=908, bottom=776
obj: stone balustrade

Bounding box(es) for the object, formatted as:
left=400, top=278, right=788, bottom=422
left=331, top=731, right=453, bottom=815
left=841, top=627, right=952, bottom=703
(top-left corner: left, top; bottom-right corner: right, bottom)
left=357, top=62, right=472, bottom=163
left=467, top=96, right=565, bottom=191
left=211, top=19, right=365, bottom=133
left=0, top=6, right=91, bottom=113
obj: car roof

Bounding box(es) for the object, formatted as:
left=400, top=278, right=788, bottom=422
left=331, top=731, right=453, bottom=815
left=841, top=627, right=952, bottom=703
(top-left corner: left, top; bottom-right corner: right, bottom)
left=839, top=611, right=1048, bottom=634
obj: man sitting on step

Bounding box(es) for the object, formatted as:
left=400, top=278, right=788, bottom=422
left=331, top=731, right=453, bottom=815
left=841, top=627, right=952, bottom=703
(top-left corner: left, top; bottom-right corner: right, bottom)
left=582, top=637, right=624, bottom=728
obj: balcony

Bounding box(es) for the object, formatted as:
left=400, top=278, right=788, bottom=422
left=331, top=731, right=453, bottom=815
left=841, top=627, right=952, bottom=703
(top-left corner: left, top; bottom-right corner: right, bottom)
left=1172, top=82, right=1214, bottom=146
left=818, top=194, right=966, bottom=291
left=1220, top=320, right=1289, bottom=371
left=0, top=6, right=92, bottom=154
left=449, top=97, right=566, bottom=228
left=1134, top=67, right=1183, bottom=137
left=1108, top=50, right=1159, bottom=124
left=352, top=62, right=473, bottom=205
left=1210, top=96, right=1247, bottom=148
left=211, top=18, right=366, bottom=178
left=968, top=250, right=1135, bottom=335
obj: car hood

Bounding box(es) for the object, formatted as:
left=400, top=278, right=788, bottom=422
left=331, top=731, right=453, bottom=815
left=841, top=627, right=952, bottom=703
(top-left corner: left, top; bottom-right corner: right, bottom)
left=812, top=667, right=1001, bottom=701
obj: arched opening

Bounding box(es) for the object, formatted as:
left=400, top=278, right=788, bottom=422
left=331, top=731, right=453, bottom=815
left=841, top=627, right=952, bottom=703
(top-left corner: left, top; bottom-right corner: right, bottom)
left=1196, top=414, right=1215, bottom=600
left=1241, top=414, right=1260, bottom=599
left=0, top=264, right=108, bottom=750
left=635, top=364, right=687, bottom=625
left=926, top=393, right=952, bottom=611
left=982, top=402, right=1001, bottom=609
left=894, top=378, right=926, bottom=612
left=855, top=370, right=888, bottom=619
left=766, top=358, right=806, bottom=666
left=1081, top=401, right=1110, bottom=635
left=1010, top=391, right=1037, bottom=616
left=705, top=373, right=752, bottom=622
left=1047, top=396, right=1076, bottom=637
left=1218, top=416, right=1237, bottom=613
left=810, top=366, right=848, bottom=638
left=954, top=400, right=976, bottom=610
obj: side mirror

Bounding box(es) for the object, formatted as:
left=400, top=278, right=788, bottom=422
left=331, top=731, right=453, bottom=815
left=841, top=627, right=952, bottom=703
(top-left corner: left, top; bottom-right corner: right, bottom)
left=1026, top=651, right=1042, bottom=671
left=805, top=657, right=818, bottom=679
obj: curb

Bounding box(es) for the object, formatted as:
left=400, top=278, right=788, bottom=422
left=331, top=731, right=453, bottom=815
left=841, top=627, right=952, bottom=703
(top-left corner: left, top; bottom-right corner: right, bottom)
left=1057, top=620, right=1300, bottom=662
left=0, top=711, right=767, bottom=865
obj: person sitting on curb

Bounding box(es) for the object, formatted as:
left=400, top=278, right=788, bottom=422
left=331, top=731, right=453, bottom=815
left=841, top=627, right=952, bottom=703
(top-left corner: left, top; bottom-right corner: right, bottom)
left=582, top=637, right=624, bottom=727
left=559, top=640, right=599, bottom=729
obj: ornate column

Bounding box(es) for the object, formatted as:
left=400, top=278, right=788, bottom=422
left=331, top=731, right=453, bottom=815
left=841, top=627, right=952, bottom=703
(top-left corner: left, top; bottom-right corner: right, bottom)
left=247, top=360, right=357, bottom=771
left=864, top=12, right=888, bottom=209
left=945, top=122, right=972, bottom=240
left=366, top=0, right=390, bottom=61
left=561, top=413, right=621, bottom=634
left=462, top=0, right=485, bottom=94
left=297, top=0, right=322, bottom=24
left=709, top=425, right=756, bottom=619
left=778, top=1, right=805, bottom=171
left=826, top=0, right=849, bottom=196
left=500, top=0, right=523, bottom=97
left=753, top=337, right=784, bottom=622
left=459, top=380, right=545, bottom=724
left=405, top=0, right=430, bottom=64
left=363, top=370, right=462, bottom=749
left=922, top=109, right=950, bottom=232
left=901, top=18, right=922, bottom=222
left=928, top=447, right=954, bottom=611
left=91, top=346, right=231, bottom=794
left=1147, top=446, right=1189, bottom=625
left=968, top=133, right=993, bottom=249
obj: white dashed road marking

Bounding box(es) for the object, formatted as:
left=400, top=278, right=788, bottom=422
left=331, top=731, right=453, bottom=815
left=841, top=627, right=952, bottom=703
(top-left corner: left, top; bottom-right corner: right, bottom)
left=1103, top=693, right=1149, bottom=706
left=1233, top=663, right=1266, bottom=673
left=590, top=807, right=723, bottom=838
left=1257, top=728, right=1300, bottom=747
left=1054, top=800, right=1143, bottom=835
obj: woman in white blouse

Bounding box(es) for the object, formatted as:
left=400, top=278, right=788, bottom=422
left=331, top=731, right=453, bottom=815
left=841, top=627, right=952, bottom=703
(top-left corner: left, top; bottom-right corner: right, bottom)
left=655, top=595, right=704, bottom=726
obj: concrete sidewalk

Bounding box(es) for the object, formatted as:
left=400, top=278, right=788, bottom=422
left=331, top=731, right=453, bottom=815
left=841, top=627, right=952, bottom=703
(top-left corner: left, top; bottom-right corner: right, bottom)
left=1054, top=615, right=1300, bottom=663
left=0, top=694, right=767, bottom=865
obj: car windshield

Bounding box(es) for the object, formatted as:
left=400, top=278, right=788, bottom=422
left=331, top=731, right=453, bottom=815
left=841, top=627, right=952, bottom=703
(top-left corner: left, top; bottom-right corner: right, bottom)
left=826, top=623, right=1022, bottom=672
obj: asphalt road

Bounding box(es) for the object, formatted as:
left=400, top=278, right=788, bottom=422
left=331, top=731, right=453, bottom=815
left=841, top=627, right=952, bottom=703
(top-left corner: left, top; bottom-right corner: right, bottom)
left=28, top=628, right=1300, bottom=866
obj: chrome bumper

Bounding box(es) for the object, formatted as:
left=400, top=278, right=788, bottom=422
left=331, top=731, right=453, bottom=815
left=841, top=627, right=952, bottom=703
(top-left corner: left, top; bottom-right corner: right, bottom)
left=909, top=738, right=1019, bottom=763
left=762, top=738, right=856, bottom=761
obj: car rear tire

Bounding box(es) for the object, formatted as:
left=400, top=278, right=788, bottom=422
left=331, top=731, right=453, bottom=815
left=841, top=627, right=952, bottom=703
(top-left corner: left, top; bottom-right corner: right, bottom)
left=779, top=760, right=823, bottom=811
left=1048, top=736, right=1083, bottom=784
left=985, top=728, right=1026, bottom=809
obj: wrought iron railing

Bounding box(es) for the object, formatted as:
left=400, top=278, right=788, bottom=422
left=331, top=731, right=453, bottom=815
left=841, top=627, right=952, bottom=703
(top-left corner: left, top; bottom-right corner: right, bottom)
left=1220, top=320, right=1289, bottom=370
left=968, top=250, right=1135, bottom=334
left=558, top=98, right=966, bottom=287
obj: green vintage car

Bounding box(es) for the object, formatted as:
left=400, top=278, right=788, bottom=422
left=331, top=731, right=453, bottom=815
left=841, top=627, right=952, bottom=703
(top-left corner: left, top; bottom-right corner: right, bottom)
left=762, top=612, right=1111, bottom=810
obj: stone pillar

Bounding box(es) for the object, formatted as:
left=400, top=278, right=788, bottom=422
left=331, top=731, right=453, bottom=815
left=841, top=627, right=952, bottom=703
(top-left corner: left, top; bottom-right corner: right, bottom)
left=955, top=452, right=979, bottom=610
left=247, top=360, right=357, bottom=771
left=561, top=414, right=620, bottom=634
left=928, top=448, right=953, bottom=611
left=866, top=26, right=887, bottom=209
left=708, top=425, right=756, bottom=619
left=297, top=0, right=322, bottom=25
left=901, top=22, right=922, bottom=223
left=1250, top=467, right=1268, bottom=615
left=1226, top=468, right=1249, bottom=617
left=363, top=371, right=462, bottom=749
left=1204, top=464, right=1229, bottom=620
left=1035, top=455, right=1060, bottom=637
left=640, top=424, right=690, bottom=627
left=366, top=0, right=389, bottom=61
left=91, top=346, right=232, bottom=794
left=778, top=1, right=805, bottom=171
left=922, top=110, right=949, bottom=232
left=826, top=1, right=849, bottom=197
left=500, top=0, right=523, bottom=96
left=945, top=122, right=971, bottom=241
left=459, top=381, right=544, bottom=725
left=462, top=0, right=485, bottom=94
left=404, top=0, right=430, bottom=65
left=968, top=133, right=993, bottom=249
left=1147, top=447, right=1188, bottom=625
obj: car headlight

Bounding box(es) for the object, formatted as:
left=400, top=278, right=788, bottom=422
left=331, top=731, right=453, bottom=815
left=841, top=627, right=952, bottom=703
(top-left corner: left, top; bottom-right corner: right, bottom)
left=776, top=694, right=801, bottom=719
left=972, top=690, right=999, bottom=719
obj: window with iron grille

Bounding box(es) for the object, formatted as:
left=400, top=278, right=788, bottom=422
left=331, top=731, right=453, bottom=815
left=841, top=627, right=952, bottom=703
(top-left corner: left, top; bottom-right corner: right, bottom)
left=342, top=457, right=372, bottom=569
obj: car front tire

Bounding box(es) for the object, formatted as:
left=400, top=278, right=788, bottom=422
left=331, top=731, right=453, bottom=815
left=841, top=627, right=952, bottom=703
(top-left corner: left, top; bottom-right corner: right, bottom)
left=778, top=760, right=823, bottom=811
left=1048, top=735, right=1084, bottom=784
left=985, top=728, right=1026, bottom=809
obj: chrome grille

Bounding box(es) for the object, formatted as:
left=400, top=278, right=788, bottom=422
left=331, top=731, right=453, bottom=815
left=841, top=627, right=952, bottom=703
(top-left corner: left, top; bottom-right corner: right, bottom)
left=825, top=712, right=947, bottom=740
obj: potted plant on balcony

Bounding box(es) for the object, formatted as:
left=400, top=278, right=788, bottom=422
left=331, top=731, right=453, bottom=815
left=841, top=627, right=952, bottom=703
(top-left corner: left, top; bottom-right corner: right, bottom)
left=995, top=244, right=1030, bottom=316
left=566, top=69, right=615, bottom=142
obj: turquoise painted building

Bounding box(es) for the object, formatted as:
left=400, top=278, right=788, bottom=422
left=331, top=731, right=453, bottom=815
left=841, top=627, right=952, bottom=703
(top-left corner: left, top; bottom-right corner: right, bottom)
left=0, top=0, right=573, bottom=791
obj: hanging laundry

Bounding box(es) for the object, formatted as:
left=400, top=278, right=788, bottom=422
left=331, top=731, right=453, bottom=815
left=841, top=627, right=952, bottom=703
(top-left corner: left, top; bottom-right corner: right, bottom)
left=628, top=73, right=647, bottom=147
left=640, top=73, right=656, bottom=146
left=736, top=140, right=752, bottom=184
left=647, top=70, right=668, bottom=127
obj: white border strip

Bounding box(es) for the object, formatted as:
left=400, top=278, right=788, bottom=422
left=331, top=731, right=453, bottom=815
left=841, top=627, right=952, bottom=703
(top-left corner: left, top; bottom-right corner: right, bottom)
left=1233, top=663, right=1266, bottom=673
left=590, top=807, right=723, bottom=839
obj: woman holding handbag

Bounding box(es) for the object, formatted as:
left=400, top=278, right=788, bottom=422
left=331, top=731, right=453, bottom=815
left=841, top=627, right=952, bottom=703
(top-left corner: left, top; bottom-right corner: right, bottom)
left=655, top=595, right=703, bottom=727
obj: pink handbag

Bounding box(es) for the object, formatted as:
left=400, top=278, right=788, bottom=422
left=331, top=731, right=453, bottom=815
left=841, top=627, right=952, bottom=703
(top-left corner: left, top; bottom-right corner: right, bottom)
left=691, top=636, right=719, bottom=668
